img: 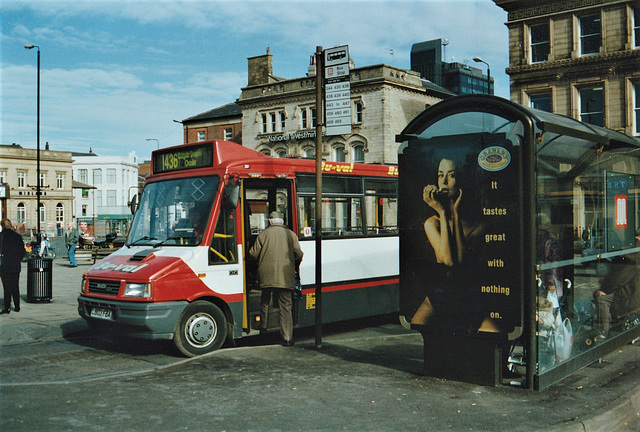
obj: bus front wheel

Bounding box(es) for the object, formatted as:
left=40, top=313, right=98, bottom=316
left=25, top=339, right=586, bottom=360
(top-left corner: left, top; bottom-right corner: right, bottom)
left=174, top=301, right=227, bottom=357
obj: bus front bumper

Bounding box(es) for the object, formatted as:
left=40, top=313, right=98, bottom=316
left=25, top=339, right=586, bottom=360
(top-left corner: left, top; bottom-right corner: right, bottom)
left=77, top=296, right=188, bottom=340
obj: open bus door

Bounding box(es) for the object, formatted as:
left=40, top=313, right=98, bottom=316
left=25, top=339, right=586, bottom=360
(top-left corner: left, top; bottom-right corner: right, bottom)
left=241, top=178, right=294, bottom=334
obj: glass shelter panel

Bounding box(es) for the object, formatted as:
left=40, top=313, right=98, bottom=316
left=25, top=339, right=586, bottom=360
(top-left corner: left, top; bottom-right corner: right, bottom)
left=535, top=132, right=640, bottom=373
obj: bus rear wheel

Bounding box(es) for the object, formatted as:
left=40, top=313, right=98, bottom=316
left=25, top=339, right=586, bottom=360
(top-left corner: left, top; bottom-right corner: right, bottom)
left=174, top=301, right=227, bottom=357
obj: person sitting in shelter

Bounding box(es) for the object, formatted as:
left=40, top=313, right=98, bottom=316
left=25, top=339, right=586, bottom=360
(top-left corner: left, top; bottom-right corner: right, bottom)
left=593, top=245, right=640, bottom=340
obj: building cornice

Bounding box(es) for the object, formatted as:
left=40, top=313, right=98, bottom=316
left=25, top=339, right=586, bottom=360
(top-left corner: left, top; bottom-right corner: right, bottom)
left=506, top=49, right=640, bottom=76
left=497, top=0, right=630, bottom=23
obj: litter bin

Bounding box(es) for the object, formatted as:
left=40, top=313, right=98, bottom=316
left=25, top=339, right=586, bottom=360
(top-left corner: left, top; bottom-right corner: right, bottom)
left=27, top=257, right=53, bottom=302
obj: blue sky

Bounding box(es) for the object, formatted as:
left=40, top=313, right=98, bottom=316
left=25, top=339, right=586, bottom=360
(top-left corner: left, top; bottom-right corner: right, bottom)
left=1, top=0, right=509, bottom=161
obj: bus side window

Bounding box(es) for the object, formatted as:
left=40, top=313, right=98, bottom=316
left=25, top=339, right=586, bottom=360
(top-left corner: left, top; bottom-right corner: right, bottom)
left=209, top=205, right=237, bottom=264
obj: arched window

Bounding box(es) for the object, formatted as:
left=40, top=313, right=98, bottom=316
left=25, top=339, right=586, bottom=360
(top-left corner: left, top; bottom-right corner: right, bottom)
left=352, top=145, right=365, bottom=163
left=334, top=145, right=346, bottom=162
left=56, top=203, right=64, bottom=224
left=276, top=149, right=287, bottom=158
left=303, top=147, right=315, bottom=158
left=17, top=203, right=26, bottom=223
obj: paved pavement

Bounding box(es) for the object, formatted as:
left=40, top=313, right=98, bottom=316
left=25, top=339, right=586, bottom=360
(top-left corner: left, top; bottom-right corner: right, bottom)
left=2, top=257, right=640, bottom=431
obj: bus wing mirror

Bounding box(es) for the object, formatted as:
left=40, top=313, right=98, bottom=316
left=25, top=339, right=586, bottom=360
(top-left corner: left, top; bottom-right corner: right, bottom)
left=224, top=184, right=240, bottom=209
left=129, top=194, right=138, bottom=215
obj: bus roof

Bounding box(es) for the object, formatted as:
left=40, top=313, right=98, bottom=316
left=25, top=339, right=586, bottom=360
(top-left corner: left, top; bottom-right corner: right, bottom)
left=150, top=140, right=398, bottom=180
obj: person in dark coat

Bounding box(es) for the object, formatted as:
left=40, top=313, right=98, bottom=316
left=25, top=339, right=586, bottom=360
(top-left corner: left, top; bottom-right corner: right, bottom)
left=0, top=218, right=26, bottom=314
left=594, top=252, right=640, bottom=339
left=249, top=211, right=303, bottom=346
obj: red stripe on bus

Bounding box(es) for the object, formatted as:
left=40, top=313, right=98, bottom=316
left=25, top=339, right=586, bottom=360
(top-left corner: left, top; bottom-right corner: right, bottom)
left=302, top=277, right=399, bottom=294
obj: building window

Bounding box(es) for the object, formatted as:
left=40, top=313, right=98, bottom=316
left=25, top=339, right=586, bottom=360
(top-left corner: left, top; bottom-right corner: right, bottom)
left=355, top=102, right=364, bottom=124
left=311, top=108, right=317, bottom=128
left=18, top=172, right=26, bottom=188
left=261, top=110, right=286, bottom=133
left=106, top=169, right=116, bottom=184
left=530, top=23, right=550, bottom=63
left=82, top=204, right=87, bottom=217
left=0, top=170, right=5, bottom=184
left=270, top=113, right=277, bottom=132
left=276, top=149, right=287, bottom=158
left=39, top=172, right=46, bottom=188
left=17, top=203, right=26, bottom=223
left=78, top=169, right=88, bottom=184
left=224, top=128, right=233, bottom=141
left=107, top=190, right=117, bottom=206
left=634, top=82, right=640, bottom=135
left=56, top=173, right=64, bottom=189
left=530, top=93, right=552, bottom=112
left=197, top=131, right=205, bottom=142
left=334, top=145, right=346, bottom=162
left=81, top=188, right=89, bottom=199
left=580, top=87, right=604, bottom=126
left=300, top=107, right=317, bottom=129
left=56, top=203, right=64, bottom=224
left=303, top=147, right=314, bottom=158
left=93, top=168, right=102, bottom=185
left=352, top=145, right=365, bottom=163
left=580, top=14, right=601, bottom=56
left=39, top=203, right=45, bottom=224
left=635, top=8, right=640, bottom=48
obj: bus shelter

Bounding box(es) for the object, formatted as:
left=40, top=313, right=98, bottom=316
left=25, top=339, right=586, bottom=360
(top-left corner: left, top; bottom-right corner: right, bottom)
left=397, top=95, right=640, bottom=390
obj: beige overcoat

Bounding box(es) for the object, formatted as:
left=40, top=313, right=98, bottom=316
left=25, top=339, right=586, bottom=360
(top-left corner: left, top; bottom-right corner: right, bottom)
left=248, top=222, right=303, bottom=290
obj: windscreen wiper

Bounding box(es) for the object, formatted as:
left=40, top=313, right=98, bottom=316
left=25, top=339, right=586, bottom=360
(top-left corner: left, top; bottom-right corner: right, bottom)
left=126, top=236, right=158, bottom=248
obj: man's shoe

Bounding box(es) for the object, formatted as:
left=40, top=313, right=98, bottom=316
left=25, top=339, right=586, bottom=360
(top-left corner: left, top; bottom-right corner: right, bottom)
left=13, top=308, right=20, bottom=312
left=283, top=340, right=294, bottom=347
left=0, top=309, right=10, bottom=315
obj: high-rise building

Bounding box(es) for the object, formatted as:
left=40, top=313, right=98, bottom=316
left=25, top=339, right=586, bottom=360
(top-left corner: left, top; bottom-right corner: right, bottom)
left=411, top=39, right=494, bottom=95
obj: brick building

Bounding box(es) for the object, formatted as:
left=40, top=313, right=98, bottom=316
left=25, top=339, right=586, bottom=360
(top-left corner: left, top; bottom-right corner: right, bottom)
left=178, top=102, right=242, bottom=144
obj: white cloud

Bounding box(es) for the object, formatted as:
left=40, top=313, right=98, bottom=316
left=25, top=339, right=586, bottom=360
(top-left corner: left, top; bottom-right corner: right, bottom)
left=1, top=0, right=510, bottom=160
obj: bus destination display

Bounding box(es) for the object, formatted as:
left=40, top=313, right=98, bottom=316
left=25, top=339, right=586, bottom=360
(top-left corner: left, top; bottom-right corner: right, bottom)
left=153, top=143, right=214, bottom=174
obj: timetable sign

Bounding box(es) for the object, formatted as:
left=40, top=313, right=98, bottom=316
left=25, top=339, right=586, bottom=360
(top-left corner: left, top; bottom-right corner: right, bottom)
left=324, top=45, right=352, bottom=136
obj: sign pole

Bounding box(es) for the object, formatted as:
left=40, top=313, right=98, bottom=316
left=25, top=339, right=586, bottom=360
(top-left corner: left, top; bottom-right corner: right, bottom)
left=314, top=46, right=324, bottom=349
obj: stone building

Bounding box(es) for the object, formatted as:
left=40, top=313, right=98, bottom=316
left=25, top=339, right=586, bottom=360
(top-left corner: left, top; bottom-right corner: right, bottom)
left=493, top=0, right=640, bottom=137
left=233, top=49, right=452, bottom=165
left=0, top=143, right=74, bottom=236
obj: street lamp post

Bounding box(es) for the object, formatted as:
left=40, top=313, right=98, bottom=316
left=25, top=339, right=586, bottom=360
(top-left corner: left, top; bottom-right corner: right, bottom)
left=473, top=57, right=491, bottom=95
left=146, top=138, right=159, bottom=149
left=25, top=44, right=41, bottom=241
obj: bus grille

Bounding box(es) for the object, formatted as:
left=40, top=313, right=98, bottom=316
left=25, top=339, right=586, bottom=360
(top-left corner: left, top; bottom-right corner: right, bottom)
left=88, top=280, right=121, bottom=296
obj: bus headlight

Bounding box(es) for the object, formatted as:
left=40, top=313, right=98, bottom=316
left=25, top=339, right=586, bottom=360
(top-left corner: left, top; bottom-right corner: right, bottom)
left=123, top=283, right=151, bottom=298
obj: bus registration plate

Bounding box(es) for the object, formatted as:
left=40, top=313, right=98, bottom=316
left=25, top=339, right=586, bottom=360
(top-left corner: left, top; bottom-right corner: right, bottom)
left=91, top=307, right=113, bottom=320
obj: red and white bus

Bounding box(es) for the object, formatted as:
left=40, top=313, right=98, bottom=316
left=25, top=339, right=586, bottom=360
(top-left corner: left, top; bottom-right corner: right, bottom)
left=78, top=140, right=399, bottom=356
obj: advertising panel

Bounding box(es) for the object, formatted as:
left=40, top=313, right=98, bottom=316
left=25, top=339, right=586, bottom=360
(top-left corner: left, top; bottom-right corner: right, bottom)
left=605, top=172, right=636, bottom=252
left=399, top=133, right=521, bottom=336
